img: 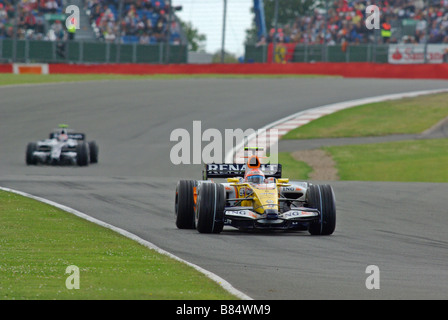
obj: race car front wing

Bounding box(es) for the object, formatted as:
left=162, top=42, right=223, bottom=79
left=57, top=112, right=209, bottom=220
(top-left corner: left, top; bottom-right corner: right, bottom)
left=224, top=207, right=320, bottom=230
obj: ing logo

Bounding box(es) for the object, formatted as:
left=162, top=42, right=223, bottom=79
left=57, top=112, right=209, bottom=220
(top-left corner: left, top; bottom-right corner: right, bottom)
left=65, top=5, right=80, bottom=30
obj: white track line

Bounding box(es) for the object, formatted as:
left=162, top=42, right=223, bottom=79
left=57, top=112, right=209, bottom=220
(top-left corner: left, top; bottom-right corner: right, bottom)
left=225, top=88, right=448, bottom=162
left=0, top=186, right=253, bottom=300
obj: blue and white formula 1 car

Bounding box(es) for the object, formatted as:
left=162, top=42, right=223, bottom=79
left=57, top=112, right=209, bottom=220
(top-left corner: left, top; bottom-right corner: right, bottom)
left=25, top=125, right=98, bottom=166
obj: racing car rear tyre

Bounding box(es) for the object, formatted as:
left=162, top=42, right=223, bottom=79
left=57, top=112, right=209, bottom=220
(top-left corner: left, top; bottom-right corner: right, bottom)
left=307, top=184, right=336, bottom=235
left=175, top=180, right=196, bottom=229
left=26, top=142, right=38, bottom=165
left=89, top=141, right=99, bottom=163
left=196, top=183, right=225, bottom=234
left=76, top=142, right=90, bottom=166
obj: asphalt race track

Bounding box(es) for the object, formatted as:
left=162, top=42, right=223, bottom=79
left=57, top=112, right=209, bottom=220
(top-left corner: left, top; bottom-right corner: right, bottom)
left=1, top=78, right=448, bottom=300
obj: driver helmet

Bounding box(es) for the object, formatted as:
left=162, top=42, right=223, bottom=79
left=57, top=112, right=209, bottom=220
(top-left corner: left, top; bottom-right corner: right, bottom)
left=58, top=129, right=68, bottom=142
left=246, top=169, right=265, bottom=184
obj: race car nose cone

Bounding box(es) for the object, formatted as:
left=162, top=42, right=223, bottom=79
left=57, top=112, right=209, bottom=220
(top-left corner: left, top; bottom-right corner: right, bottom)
left=265, top=209, right=279, bottom=220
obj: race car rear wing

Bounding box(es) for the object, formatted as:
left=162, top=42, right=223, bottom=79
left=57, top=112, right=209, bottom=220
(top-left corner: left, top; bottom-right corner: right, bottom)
left=66, top=133, right=86, bottom=140
left=49, top=132, right=86, bottom=140
left=203, top=163, right=282, bottom=180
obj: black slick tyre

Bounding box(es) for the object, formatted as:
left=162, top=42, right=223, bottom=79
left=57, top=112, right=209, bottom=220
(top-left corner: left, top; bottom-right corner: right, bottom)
left=26, top=142, right=38, bottom=165
left=196, top=183, right=225, bottom=234
left=175, top=180, right=196, bottom=229
left=89, top=141, right=99, bottom=163
left=307, top=184, right=336, bottom=235
left=76, top=142, right=90, bottom=166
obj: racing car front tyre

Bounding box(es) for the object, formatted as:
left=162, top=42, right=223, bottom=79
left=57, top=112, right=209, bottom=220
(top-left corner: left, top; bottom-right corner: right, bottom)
left=196, top=183, right=225, bottom=234
left=307, top=184, right=336, bottom=236
left=26, top=142, right=38, bottom=165
left=76, top=142, right=90, bottom=166
left=175, top=180, right=196, bottom=229
left=89, top=141, right=99, bottom=163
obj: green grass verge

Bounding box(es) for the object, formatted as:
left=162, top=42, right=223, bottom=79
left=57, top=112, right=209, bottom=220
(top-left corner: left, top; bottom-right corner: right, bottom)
left=0, top=73, right=333, bottom=86
left=0, top=190, right=238, bottom=300
left=277, top=152, right=312, bottom=180
left=0, top=74, right=159, bottom=86
left=282, top=93, right=448, bottom=140
left=324, top=138, right=448, bottom=182
left=280, top=138, right=448, bottom=183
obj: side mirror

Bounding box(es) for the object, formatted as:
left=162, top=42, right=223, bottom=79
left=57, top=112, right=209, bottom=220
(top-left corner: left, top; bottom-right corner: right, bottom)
left=277, top=178, right=289, bottom=184
left=227, top=178, right=240, bottom=183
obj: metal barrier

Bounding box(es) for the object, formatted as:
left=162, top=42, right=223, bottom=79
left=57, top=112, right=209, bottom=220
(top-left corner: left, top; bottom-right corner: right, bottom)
left=0, top=39, right=187, bottom=64
left=245, top=44, right=389, bottom=63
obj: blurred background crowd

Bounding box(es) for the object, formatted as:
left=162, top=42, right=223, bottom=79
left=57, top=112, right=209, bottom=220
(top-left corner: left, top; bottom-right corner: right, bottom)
left=257, top=0, right=448, bottom=46
left=2, top=0, right=448, bottom=46
left=86, top=0, right=182, bottom=44
left=0, top=0, right=182, bottom=44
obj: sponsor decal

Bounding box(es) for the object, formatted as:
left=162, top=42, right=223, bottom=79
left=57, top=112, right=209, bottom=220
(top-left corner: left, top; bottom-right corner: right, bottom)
left=388, top=44, right=448, bottom=64
left=226, top=210, right=258, bottom=219
left=283, top=210, right=316, bottom=218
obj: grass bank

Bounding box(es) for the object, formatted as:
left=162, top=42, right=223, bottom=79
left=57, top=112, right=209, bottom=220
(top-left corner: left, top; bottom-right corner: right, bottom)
left=282, top=93, right=448, bottom=140
left=0, top=190, right=237, bottom=300
left=324, top=138, right=448, bottom=182
left=280, top=92, right=448, bottom=182
left=277, top=152, right=312, bottom=180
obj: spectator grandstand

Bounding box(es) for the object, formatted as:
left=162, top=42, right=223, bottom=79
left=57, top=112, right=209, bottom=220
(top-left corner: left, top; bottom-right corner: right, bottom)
left=86, top=0, right=183, bottom=44
left=0, top=0, right=65, bottom=41
left=262, top=0, right=448, bottom=45
left=0, top=0, right=183, bottom=44
left=2, top=0, right=448, bottom=49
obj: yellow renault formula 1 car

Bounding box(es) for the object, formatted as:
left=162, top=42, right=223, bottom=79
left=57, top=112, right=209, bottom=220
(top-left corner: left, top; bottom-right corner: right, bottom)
left=175, top=153, right=336, bottom=235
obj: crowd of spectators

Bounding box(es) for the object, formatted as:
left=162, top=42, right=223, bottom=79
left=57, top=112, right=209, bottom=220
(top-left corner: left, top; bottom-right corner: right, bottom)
left=86, top=0, right=182, bottom=44
left=0, top=0, right=67, bottom=40
left=0, top=0, right=182, bottom=44
left=260, top=0, right=448, bottom=46
left=5, top=0, right=448, bottom=47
